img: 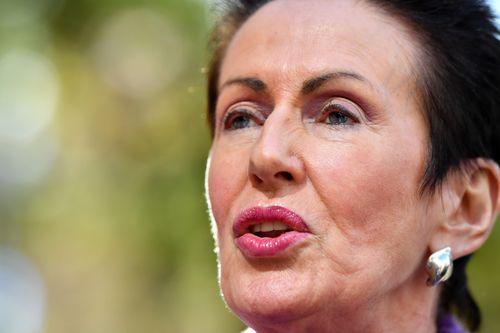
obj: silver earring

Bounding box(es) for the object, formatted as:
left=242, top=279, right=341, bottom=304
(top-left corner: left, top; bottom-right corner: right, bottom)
left=426, top=247, right=453, bottom=286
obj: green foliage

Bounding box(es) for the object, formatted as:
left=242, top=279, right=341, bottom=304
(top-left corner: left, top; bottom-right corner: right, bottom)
left=0, top=0, right=243, bottom=332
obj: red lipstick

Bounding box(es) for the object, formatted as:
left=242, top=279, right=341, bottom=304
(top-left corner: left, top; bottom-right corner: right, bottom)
left=233, top=206, right=311, bottom=257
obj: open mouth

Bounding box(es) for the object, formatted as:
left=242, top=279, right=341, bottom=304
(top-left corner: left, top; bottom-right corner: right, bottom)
left=233, top=206, right=310, bottom=257
left=233, top=205, right=309, bottom=238
left=248, top=221, right=293, bottom=238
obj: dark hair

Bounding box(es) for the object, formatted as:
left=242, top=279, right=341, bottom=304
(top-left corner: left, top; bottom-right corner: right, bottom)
left=207, top=0, right=500, bottom=331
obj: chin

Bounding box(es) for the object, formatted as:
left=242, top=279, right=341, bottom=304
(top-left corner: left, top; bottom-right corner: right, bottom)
left=221, top=264, right=321, bottom=327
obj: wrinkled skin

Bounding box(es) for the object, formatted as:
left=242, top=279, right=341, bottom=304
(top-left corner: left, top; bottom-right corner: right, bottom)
left=206, top=0, right=448, bottom=332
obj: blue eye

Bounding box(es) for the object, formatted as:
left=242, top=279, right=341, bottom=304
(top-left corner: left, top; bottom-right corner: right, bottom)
left=231, top=115, right=252, bottom=129
left=223, top=107, right=260, bottom=130
left=322, top=102, right=357, bottom=126
left=327, top=111, right=350, bottom=125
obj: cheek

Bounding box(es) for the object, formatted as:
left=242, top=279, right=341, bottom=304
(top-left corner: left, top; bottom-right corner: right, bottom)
left=208, top=145, right=249, bottom=231
left=303, top=135, right=430, bottom=294
left=307, top=134, right=427, bottom=244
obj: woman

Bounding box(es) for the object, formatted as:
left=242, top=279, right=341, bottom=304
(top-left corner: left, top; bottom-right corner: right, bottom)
left=204, top=0, right=500, bottom=332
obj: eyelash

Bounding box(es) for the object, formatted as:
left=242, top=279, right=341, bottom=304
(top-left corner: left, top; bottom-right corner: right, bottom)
left=220, top=99, right=360, bottom=131
left=319, top=101, right=359, bottom=126
left=223, top=107, right=261, bottom=130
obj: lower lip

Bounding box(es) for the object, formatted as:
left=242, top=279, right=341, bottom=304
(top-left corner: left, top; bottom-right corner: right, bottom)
left=235, top=231, right=309, bottom=257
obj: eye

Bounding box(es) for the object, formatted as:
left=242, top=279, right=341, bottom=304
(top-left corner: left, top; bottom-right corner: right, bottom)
left=320, top=101, right=359, bottom=126
left=230, top=115, right=254, bottom=129
left=223, top=107, right=261, bottom=130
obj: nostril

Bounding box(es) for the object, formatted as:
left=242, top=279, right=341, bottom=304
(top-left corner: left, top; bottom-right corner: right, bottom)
left=276, top=171, right=294, bottom=181
left=251, top=174, right=264, bottom=185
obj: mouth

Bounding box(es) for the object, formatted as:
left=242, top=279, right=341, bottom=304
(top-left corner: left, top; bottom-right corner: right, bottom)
left=249, top=221, right=293, bottom=238
left=233, top=206, right=310, bottom=257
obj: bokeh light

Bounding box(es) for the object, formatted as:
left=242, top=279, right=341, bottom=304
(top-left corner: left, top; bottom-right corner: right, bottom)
left=91, top=8, right=186, bottom=100
left=0, top=248, right=46, bottom=333
left=0, top=49, right=59, bottom=190
left=0, top=49, right=58, bottom=143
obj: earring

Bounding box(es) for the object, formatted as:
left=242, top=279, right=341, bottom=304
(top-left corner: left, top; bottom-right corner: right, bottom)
left=426, top=247, right=453, bottom=286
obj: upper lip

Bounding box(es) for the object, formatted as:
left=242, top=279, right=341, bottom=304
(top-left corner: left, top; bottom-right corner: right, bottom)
left=233, top=205, right=310, bottom=237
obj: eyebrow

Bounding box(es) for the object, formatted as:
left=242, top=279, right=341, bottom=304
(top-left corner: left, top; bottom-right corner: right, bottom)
left=301, top=71, right=367, bottom=95
left=219, top=77, right=267, bottom=93
left=219, top=70, right=369, bottom=96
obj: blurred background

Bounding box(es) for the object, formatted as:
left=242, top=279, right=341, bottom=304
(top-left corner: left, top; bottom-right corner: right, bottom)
left=0, top=0, right=498, bottom=332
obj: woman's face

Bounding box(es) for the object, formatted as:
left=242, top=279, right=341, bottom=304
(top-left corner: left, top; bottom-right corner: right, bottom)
left=207, top=0, right=442, bottom=329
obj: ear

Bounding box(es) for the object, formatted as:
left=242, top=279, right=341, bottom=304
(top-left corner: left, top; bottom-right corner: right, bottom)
left=430, top=159, right=500, bottom=259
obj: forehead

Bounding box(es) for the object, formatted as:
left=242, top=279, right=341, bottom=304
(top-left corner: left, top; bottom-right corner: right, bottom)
left=219, top=0, right=421, bottom=99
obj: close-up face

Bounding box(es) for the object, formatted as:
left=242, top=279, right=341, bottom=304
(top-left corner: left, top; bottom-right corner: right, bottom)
left=206, top=0, right=447, bottom=329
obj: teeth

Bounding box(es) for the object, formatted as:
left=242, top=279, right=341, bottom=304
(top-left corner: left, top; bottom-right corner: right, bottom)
left=260, top=222, right=274, bottom=232
left=250, top=221, right=290, bottom=233
left=251, top=224, right=261, bottom=233
left=273, top=222, right=289, bottom=231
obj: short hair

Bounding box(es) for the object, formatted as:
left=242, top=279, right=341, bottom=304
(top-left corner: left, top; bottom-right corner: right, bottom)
left=206, top=0, right=500, bottom=330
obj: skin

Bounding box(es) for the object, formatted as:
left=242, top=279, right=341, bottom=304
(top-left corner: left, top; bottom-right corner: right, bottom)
left=205, top=0, right=495, bottom=332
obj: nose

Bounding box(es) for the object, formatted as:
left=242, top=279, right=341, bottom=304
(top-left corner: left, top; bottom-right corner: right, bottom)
left=248, top=111, right=306, bottom=193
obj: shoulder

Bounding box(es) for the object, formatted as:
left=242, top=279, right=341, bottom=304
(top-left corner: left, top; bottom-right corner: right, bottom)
left=439, top=314, right=469, bottom=333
